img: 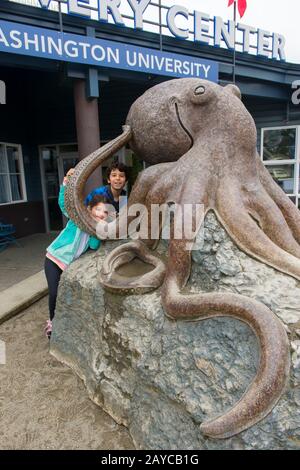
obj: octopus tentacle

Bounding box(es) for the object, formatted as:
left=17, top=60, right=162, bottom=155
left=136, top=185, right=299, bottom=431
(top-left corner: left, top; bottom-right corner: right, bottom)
left=216, top=184, right=300, bottom=281
left=64, top=125, right=132, bottom=236
left=244, top=185, right=300, bottom=259
left=161, top=239, right=290, bottom=439
left=99, top=240, right=166, bottom=294
left=256, top=154, right=300, bottom=244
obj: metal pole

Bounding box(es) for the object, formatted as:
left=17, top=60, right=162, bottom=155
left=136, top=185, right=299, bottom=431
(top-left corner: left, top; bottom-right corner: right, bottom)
left=58, top=0, right=63, bottom=34
left=233, top=0, right=237, bottom=84
left=159, top=0, right=162, bottom=51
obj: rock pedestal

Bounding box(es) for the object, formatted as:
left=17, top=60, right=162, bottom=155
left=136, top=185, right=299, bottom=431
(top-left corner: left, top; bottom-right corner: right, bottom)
left=50, top=213, right=300, bottom=450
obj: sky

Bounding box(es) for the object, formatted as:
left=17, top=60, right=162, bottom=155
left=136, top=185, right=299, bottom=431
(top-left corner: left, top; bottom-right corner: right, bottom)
left=9, top=0, right=300, bottom=64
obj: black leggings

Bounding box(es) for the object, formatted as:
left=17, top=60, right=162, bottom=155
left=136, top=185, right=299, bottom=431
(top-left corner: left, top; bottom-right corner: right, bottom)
left=44, top=257, right=63, bottom=321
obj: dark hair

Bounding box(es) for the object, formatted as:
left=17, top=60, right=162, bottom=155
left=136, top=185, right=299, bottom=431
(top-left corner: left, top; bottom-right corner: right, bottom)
left=106, top=159, right=130, bottom=181
left=88, top=194, right=110, bottom=209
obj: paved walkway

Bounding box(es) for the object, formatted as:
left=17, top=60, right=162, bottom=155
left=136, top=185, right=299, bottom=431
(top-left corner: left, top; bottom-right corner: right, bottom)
left=0, top=234, right=135, bottom=449
left=0, top=271, right=48, bottom=324
left=0, top=233, right=57, bottom=324
left=0, top=297, right=134, bottom=450
left=0, top=233, right=56, bottom=293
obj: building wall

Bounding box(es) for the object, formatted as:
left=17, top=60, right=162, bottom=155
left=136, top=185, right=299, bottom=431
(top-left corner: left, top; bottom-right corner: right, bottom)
left=0, top=68, right=45, bottom=236
left=0, top=201, right=45, bottom=237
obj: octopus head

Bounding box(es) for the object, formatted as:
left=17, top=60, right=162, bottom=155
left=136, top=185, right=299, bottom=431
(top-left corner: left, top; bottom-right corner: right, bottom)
left=126, top=78, right=257, bottom=164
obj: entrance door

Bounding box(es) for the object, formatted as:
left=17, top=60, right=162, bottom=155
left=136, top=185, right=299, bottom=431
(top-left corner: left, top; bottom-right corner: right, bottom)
left=39, top=144, right=79, bottom=232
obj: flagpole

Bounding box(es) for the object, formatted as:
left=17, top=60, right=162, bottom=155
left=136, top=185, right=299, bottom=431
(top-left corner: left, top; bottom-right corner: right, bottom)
left=233, top=0, right=236, bottom=84
left=57, top=0, right=64, bottom=34
left=159, top=0, right=163, bottom=52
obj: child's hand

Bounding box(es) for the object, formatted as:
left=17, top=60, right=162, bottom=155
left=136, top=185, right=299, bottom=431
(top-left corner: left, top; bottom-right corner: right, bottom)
left=66, top=168, right=75, bottom=177
left=63, top=168, right=75, bottom=185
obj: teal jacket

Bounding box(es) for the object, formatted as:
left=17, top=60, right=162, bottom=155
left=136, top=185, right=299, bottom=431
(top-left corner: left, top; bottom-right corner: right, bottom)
left=46, top=185, right=100, bottom=266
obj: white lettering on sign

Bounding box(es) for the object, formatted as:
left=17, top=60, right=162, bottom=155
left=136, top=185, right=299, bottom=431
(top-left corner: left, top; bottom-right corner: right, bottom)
left=125, top=51, right=211, bottom=78
left=214, top=16, right=235, bottom=50
left=35, top=0, right=286, bottom=61
left=127, top=0, right=152, bottom=30
left=99, top=0, right=124, bottom=26
left=194, top=11, right=210, bottom=45
left=292, top=81, right=300, bottom=105
left=69, top=0, right=92, bottom=19
left=236, top=23, right=257, bottom=54
left=257, top=29, right=272, bottom=58
left=166, top=5, right=189, bottom=40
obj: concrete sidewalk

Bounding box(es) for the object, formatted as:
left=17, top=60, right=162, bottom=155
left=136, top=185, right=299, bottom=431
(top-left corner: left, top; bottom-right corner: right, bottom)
left=0, top=233, right=57, bottom=323
left=0, top=232, right=56, bottom=292
left=0, top=270, right=48, bottom=324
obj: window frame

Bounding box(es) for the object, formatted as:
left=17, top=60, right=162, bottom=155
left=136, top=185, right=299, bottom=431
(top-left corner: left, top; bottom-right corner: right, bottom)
left=260, top=125, right=300, bottom=206
left=0, top=142, right=27, bottom=206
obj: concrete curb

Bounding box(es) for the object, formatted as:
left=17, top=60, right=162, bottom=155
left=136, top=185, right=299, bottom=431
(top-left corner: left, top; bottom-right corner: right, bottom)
left=0, top=271, right=48, bottom=324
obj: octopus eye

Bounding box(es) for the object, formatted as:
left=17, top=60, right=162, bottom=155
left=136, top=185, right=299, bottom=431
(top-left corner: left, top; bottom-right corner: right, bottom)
left=194, top=85, right=205, bottom=96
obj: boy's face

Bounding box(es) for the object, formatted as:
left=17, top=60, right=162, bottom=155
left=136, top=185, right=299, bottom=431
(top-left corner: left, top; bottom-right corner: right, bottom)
left=107, top=168, right=126, bottom=191
left=90, top=202, right=109, bottom=221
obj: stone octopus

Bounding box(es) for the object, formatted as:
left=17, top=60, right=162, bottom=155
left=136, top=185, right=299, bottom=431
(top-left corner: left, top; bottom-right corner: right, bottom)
left=64, top=78, right=300, bottom=439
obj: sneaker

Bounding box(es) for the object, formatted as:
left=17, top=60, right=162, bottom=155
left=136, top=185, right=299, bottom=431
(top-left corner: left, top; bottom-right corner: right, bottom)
left=44, top=320, right=52, bottom=339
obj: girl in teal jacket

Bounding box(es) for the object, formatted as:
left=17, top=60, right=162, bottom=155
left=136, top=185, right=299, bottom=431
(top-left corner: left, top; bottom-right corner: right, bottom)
left=44, top=168, right=107, bottom=338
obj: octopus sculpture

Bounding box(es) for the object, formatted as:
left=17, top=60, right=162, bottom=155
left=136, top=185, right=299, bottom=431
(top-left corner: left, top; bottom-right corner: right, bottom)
left=64, top=78, right=300, bottom=439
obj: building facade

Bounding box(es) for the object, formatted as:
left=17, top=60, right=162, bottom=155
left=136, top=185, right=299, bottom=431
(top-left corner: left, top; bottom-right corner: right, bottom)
left=1, top=0, right=300, bottom=236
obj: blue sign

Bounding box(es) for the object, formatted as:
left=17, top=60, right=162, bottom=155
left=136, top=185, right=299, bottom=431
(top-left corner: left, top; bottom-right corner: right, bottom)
left=0, top=20, right=218, bottom=82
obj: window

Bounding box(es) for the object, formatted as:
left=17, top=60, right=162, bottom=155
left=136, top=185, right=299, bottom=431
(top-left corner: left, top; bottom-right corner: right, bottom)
left=0, top=143, right=26, bottom=205
left=261, top=126, right=300, bottom=208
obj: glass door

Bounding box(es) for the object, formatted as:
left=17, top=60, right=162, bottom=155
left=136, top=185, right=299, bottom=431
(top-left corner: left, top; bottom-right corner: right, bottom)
left=58, top=144, right=79, bottom=183
left=40, top=145, right=61, bottom=232
left=40, top=144, right=79, bottom=232
left=59, top=146, right=79, bottom=228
